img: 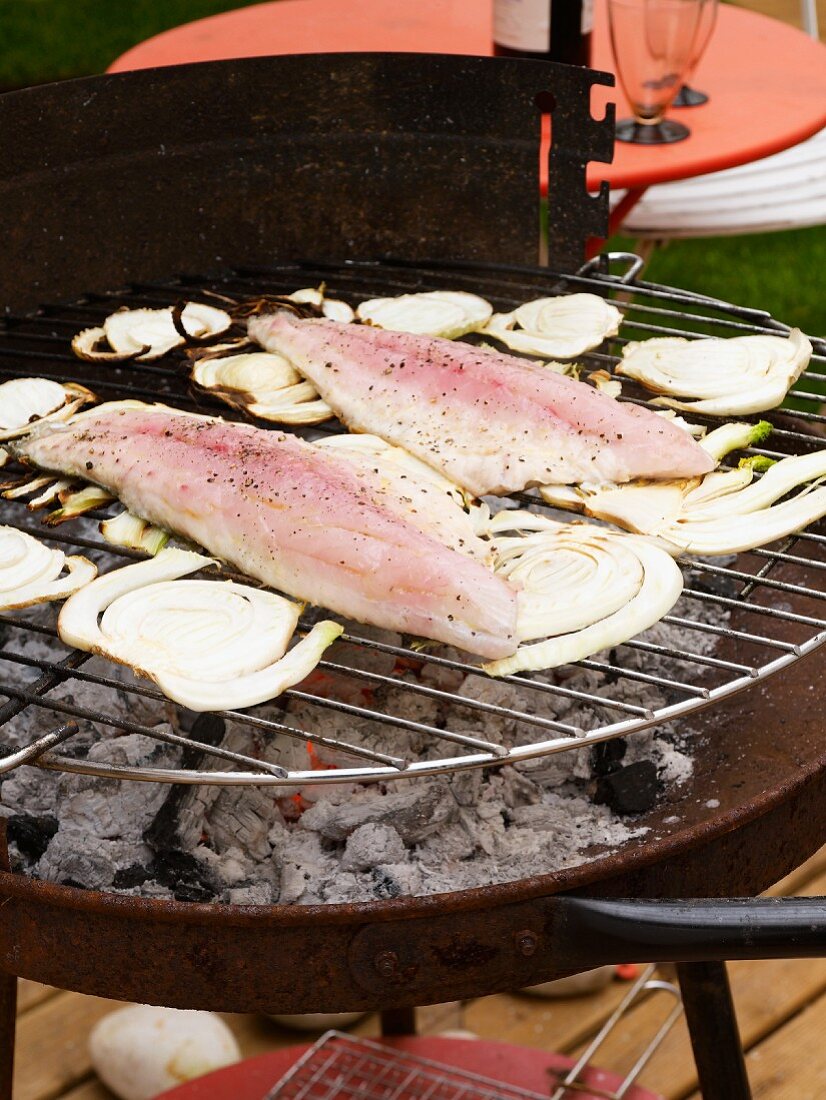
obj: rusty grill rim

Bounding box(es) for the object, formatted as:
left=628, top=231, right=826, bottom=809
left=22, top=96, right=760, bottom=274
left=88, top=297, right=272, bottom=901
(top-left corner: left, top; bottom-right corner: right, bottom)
left=0, top=255, right=824, bottom=789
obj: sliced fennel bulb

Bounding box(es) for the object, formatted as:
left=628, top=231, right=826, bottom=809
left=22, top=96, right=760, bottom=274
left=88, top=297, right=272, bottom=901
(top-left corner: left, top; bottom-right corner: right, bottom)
left=58, top=548, right=342, bottom=711
left=617, top=329, right=811, bottom=415
left=482, top=513, right=683, bottom=676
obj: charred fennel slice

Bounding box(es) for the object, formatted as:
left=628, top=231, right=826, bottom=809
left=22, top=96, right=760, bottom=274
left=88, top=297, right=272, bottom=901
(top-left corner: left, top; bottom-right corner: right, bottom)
left=481, top=512, right=683, bottom=677
left=189, top=286, right=358, bottom=425
left=72, top=302, right=232, bottom=362
left=58, top=548, right=343, bottom=711
left=0, top=526, right=96, bottom=610
left=617, top=328, right=812, bottom=416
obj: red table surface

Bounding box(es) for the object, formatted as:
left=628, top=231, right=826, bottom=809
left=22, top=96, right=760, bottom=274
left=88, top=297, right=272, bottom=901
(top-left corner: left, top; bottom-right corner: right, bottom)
left=109, top=0, right=826, bottom=193
left=156, top=1036, right=663, bottom=1099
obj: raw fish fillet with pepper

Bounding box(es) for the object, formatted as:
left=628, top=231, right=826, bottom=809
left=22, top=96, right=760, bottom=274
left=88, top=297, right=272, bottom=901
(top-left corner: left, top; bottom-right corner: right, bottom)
left=16, top=404, right=518, bottom=659
left=249, top=311, right=715, bottom=496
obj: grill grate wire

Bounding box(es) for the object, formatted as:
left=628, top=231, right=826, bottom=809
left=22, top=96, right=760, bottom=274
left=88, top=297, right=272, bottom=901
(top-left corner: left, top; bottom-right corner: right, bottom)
left=0, top=258, right=824, bottom=786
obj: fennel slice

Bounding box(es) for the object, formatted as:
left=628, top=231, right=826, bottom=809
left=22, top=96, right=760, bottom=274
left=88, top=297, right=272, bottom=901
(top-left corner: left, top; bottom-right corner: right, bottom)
left=0, top=526, right=96, bottom=610
left=0, top=378, right=96, bottom=441
left=191, top=352, right=334, bottom=425
left=483, top=523, right=683, bottom=676
left=618, top=329, right=812, bottom=416
left=481, top=293, right=621, bottom=360
left=356, top=290, right=492, bottom=338
left=57, top=548, right=341, bottom=711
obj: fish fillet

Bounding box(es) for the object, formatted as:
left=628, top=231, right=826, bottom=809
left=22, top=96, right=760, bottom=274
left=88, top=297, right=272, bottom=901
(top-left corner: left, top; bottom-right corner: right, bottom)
left=16, top=404, right=518, bottom=658
left=249, top=312, right=715, bottom=496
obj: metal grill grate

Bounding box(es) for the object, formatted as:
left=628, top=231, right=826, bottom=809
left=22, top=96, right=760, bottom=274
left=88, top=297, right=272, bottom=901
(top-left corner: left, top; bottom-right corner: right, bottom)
left=0, top=257, right=824, bottom=786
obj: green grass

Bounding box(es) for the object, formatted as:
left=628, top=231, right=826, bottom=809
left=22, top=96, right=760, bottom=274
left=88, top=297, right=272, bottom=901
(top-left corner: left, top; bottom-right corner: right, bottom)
left=0, top=1, right=260, bottom=88
left=0, top=1, right=823, bottom=339
left=609, top=228, right=826, bottom=337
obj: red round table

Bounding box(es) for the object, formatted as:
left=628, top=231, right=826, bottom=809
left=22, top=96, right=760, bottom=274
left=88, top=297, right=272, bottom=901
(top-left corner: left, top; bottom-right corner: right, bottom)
left=109, top=0, right=826, bottom=205
left=156, top=1037, right=663, bottom=1099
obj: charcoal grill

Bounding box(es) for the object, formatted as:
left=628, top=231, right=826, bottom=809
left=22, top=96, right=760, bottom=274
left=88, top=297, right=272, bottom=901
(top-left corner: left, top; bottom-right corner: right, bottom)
left=0, top=52, right=824, bottom=1100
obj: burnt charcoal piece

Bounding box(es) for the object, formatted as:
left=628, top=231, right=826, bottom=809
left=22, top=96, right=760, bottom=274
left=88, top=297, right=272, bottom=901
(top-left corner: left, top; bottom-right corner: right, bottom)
left=684, top=558, right=739, bottom=600
left=372, top=868, right=402, bottom=899
left=173, top=883, right=216, bottom=903
left=113, top=864, right=150, bottom=889
left=144, top=714, right=226, bottom=852
left=594, top=760, right=662, bottom=815
left=6, top=813, right=58, bottom=862
left=150, top=848, right=216, bottom=900
left=592, top=739, right=627, bottom=776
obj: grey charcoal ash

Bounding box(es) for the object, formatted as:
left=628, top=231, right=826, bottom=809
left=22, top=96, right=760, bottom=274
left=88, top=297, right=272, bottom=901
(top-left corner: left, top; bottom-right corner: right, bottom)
left=298, top=781, right=455, bottom=845
left=341, top=823, right=408, bottom=871
left=0, top=594, right=709, bottom=905
left=34, top=733, right=180, bottom=891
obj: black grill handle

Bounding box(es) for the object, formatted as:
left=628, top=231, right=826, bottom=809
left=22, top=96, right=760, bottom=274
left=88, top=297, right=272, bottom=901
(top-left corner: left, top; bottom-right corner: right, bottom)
left=557, top=896, right=826, bottom=964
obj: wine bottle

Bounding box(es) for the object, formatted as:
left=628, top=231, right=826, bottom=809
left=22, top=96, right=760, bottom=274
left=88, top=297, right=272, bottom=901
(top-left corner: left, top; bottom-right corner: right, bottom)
left=493, top=0, right=593, bottom=66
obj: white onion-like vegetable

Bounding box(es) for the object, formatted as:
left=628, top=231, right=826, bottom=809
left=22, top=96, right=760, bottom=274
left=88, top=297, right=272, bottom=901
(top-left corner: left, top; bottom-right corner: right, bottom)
left=73, top=303, right=231, bottom=362
left=698, top=420, right=772, bottom=461
left=483, top=513, right=683, bottom=676
left=587, top=370, right=622, bottom=398
left=541, top=434, right=826, bottom=556
left=27, top=479, right=73, bottom=510
left=43, top=484, right=115, bottom=525
left=481, top=294, right=622, bottom=360
left=0, top=378, right=95, bottom=440
left=191, top=351, right=333, bottom=425
left=356, top=290, right=492, bottom=338
left=288, top=286, right=355, bottom=323
left=100, top=510, right=169, bottom=555
left=617, top=328, right=812, bottom=415
left=0, top=526, right=96, bottom=610
left=2, top=474, right=56, bottom=501
left=72, top=327, right=131, bottom=362
left=58, top=547, right=343, bottom=711
left=89, top=1005, right=240, bottom=1100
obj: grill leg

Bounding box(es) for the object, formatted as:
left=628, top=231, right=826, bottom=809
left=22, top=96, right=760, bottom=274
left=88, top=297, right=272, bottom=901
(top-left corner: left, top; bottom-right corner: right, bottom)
left=677, top=961, right=751, bottom=1100
left=380, top=1007, right=417, bottom=1037
left=0, top=972, right=15, bottom=1100
left=0, top=820, right=15, bottom=1100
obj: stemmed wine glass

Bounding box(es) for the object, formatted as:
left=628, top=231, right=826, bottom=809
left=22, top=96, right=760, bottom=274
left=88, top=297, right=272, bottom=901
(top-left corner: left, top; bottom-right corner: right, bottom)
left=673, top=0, right=719, bottom=107
left=608, top=0, right=706, bottom=145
